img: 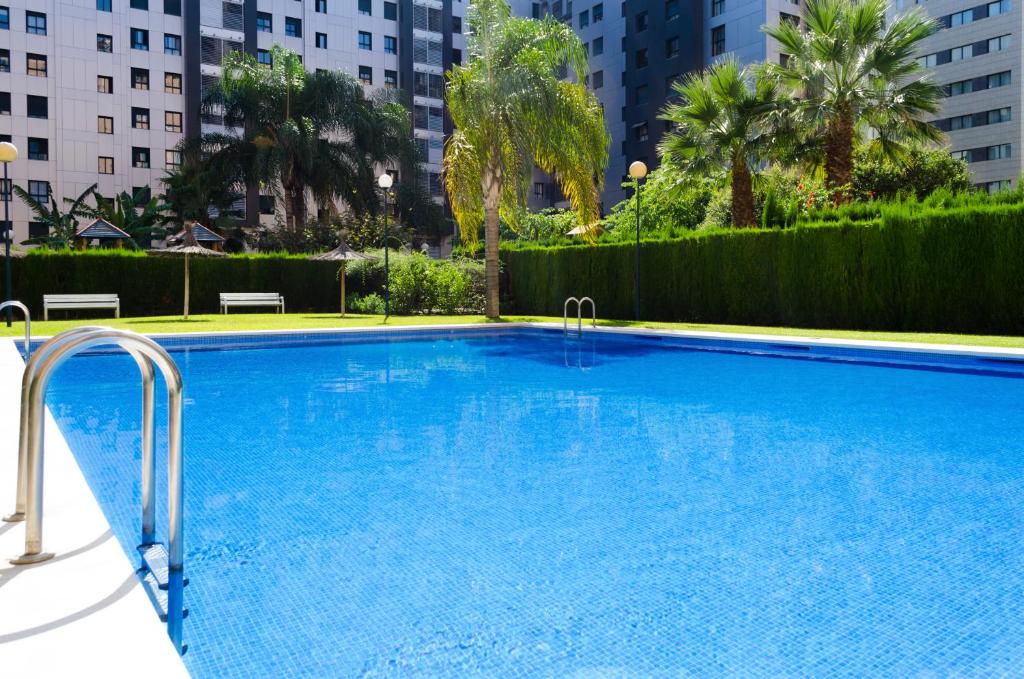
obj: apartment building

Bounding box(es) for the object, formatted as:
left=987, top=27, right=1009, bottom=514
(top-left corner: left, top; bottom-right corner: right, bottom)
left=893, top=0, right=1018, bottom=192
left=0, top=0, right=463, bottom=244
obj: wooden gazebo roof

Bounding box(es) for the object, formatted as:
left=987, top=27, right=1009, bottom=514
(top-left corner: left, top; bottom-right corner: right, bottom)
left=75, top=218, right=131, bottom=240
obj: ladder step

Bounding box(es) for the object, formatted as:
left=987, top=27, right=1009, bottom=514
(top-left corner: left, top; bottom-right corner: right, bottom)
left=138, top=543, right=189, bottom=590
left=139, top=570, right=190, bottom=623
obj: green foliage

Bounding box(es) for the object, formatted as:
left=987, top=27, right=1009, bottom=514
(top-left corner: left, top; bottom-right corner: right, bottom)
left=601, top=169, right=715, bottom=240
left=343, top=250, right=486, bottom=314
left=502, top=202, right=1024, bottom=334
left=14, top=183, right=97, bottom=247
left=852, top=146, right=974, bottom=201
left=82, top=189, right=169, bottom=247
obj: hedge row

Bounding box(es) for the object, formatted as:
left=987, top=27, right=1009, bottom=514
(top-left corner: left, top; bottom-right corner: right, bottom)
left=502, top=204, right=1024, bottom=334
left=9, top=252, right=348, bottom=317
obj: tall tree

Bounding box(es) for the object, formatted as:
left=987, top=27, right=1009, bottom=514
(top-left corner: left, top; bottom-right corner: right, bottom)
left=161, top=138, right=243, bottom=226
left=14, top=183, right=97, bottom=247
left=206, top=45, right=414, bottom=233
left=444, top=0, right=608, bottom=318
left=659, top=60, right=790, bottom=228
left=763, top=0, right=942, bottom=195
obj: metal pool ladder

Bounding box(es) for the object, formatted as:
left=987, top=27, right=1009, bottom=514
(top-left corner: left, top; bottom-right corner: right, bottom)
left=563, top=297, right=596, bottom=335
left=4, top=327, right=188, bottom=654
left=0, top=300, right=31, bottom=354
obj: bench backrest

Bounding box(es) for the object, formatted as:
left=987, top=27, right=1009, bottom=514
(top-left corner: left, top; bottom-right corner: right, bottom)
left=44, top=294, right=119, bottom=304
left=220, top=293, right=282, bottom=301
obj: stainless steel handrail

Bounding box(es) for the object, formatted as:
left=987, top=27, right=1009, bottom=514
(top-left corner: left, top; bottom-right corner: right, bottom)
left=8, top=328, right=185, bottom=649
left=564, top=297, right=596, bottom=335
left=4, top=326, right=112, bottom=523
left=564, top=297, right=579, bottom=334
left=0, top=300, right=31, bottom=354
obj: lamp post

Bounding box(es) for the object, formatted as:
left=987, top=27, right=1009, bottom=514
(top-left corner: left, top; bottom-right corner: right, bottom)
left=0, top=142, right=18, bottom=328
left=628, top=160, right=648, bottom=322
left=377, top=172, right=394, bottom=319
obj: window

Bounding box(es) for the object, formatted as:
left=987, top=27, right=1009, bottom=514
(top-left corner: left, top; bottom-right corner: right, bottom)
left=593, top=36, right=603, bottom=55
left=949, top=8, right=973, bottom=26
left=384, top=69, right=398, bottom=88
left=97, top=0, right=111, bottom=11
left=28, top=181, right=49, bottom=205
left=0, top=5, right=8, bottom=29
left=592, top=2, right=602, bottom=21
left=359, top=0, right=371, bottom=15
left=780, top=12, right=799, bottom=27
left=358, top=65, right=372, bottom=85
left=711, top=25, right=725, bottom=56
left=453, top=16, right=461, bottom=33
left=988, top=35, right=1011, bottom=53
left=259, top=195, right=275, bottom=214
left=165, top=111, right=182, bottom=132
left=0, top=49, right=7, bottom=72
left=636, top=48, right=648, bottom=68
left=285, top=17, right=301, bottom=37
left=359, top=31, right=372, bottom=50
left=26, top=54, right=46, bottom=77
left=989, top=71, right=1012, bottom=88
left=132, top=147, right=150, bottom=168
left=989, top=143, right=1012, bottom=160
left=98, top=34, right=113, bottom=52
left=132, top=107, right=151, bottom=129
left=989, top=0, right=1011, bottom=16
left=592, top=69, right=603, bottom=89
left=165, top=34, right=181, bottom=54
left=666, top=37, right=679, bottom=58
left=132, top=67, right=150, bottom=90
left=26, top=95, right=47, bottom=119
left=98, top=75, right=113, bottom=93
left=223, top=1, right=243, bottom=30
left=384, top=35, right=397, bottom=54
left=636, top=11, right=648, bottom=30
left=98, top=157, right=114, bottom=174
left=316, top=32, right=327, bottom=48
left=27, top=138, right=48, bottom=161
left=257, top=12, right=272, bottom=32
left=98, top=116, right=113, bottom=134
left=0, top=92, right=8, bottom=115
left=414, top=71, right=445, bottom=97
left=316, top=0, right=327, bottom=12
left=712, top=0, right=724, bottom=16
left=384, top=1, right=397, bottom=19
left=132, top=28, right=149, bottom=50
left=918, top=53, right=937, bottom=68
left=165, top=72, right=182, bottom=93
left=165, top=0, right=181, bottom=16
left=165, top=150, right=181, bottom=169
left=635, top=85, right=648, bottom=104
left=26, top=11, right=46, bottom=35
left=666, top=0, right=678, bottom=20
left=131, top=0, right=148, bottom=8
left=257, top=49, right=272, bottom=66
left=988, top=107, right=1012, bottom=124
left=634, top=122, right=649, bottom=142
left=452, top=48, right=462, bottom=65
left=949, top=113, right=973, bottom=130
left=579, top=9, right=589, bottom=27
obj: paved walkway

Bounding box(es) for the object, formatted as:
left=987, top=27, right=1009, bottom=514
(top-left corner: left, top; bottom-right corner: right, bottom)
left=0, top=339, right=188, bottom=677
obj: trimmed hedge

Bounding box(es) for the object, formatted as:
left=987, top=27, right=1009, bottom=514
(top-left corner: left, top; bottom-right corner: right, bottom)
left=10, top=251, right=345, bottom=317
left=502, top=204, right=1024, bottom=334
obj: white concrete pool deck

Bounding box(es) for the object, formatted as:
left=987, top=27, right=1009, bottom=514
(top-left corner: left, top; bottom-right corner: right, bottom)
left=2, top=321, right=1024, bottom=676
left=0, top=340, right=188, bottom=677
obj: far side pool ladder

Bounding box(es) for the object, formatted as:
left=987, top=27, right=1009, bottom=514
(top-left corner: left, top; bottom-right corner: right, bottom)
left=0, top=300, right=31, bottom=354
left=3, top=327, right=188, bottom=654
left=564, top=296, right=596, bottom=335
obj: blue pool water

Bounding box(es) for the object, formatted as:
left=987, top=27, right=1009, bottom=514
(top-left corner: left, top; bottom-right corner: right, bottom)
left=42, top=327, right=1024, bottom=676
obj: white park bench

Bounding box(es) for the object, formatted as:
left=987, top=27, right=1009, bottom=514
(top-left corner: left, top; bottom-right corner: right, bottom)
left=219, top=292, right=286, bottom=314
left=43, top=294, right=120, bottom=321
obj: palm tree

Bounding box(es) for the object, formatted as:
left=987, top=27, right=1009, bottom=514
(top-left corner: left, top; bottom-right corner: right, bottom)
left=83, top=189, right=168, bottom=247
left=659, top=60, right=790, bottom=228
left=763, top=0, right=942, bottom=194
left=161, top=138, right=243, bottom=226
left=14, top=183, right=97, bottom=247
left=444, top=0, right=608, bottom=318
left=206, top=44, right=414, bottom=233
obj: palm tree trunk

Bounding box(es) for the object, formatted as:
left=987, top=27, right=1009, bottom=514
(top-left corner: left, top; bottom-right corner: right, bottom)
left=283, top=184, right=306, bottom=233
left=183, top=253, right=190, bottom=320
left=339, top=262, right=346, bottom=317
left=825, top=107, right=855, bottom=202
left=731, top=157, right=756, bottom=228
left=481, top=167, right=502, bottom=319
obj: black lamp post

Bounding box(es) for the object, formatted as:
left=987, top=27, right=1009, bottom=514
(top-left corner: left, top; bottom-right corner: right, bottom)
left=0, top=142, right=18, bottom=328
left=377, top=172, right=394, bottom=319
left=628, top=160, right=648, bottom=322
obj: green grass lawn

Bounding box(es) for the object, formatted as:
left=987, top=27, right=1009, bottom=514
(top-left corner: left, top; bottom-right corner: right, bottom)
left=2, top=312, right=1023, bottom=348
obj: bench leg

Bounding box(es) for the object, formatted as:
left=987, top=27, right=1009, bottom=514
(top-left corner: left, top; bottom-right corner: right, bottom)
left=43, top=307, right=48, bottom=322
left=115, top=304, right=120, bottom=319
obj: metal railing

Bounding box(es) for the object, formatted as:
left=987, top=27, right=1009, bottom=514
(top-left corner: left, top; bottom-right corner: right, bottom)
left=563, top=296, right=597, bottom=335
left=0, top=300, right=31, bottom=354
left=5, top=327, right=186, bottom=652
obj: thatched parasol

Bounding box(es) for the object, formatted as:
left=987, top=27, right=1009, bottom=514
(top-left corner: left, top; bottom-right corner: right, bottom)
left=148, top=222, right=226, bottom=319
left=310, top=233, right=377, bottom=317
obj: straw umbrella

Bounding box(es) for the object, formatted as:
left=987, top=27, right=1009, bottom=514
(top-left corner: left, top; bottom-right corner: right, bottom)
left=149, top=221, right=226, bottom=319
left=311, top=232, right=376, bottom=316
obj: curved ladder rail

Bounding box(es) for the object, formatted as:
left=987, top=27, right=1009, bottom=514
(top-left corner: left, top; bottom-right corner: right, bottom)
left=0, top=300, right=31, bottom=354
left=8, top=328, right=186, bottom=653
left=563, top=297, right=597, bottom=335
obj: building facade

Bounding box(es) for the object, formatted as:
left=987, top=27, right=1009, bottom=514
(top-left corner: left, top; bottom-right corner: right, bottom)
left=0, top=0, right=462, bottom=244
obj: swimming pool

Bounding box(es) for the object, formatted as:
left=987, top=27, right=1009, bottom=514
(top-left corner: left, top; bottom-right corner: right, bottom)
left=41, top=326, right=1024, bottom=676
